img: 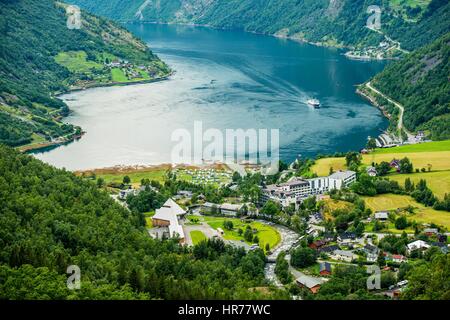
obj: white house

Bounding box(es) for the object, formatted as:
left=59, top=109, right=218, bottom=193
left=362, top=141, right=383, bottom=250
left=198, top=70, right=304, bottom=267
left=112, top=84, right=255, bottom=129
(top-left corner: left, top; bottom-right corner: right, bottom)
left=366, top=166, right=378, bottom=177
left=332, top=250, right=357, bottom=262
left=374, top=211, right=389, bottom=221
left=407, top=240, right=430, bottom=254
left=152, top=199, right=186, bottom=243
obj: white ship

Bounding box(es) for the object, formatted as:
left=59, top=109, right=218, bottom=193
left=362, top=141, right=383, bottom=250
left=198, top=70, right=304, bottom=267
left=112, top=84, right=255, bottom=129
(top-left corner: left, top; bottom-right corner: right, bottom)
left=307, top=98, right=320, bottom=108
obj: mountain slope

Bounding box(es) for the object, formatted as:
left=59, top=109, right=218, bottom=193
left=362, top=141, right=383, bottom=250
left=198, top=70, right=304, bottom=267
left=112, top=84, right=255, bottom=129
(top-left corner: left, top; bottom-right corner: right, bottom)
left=0, top=0, right=170, bottom=149
left=370, top=33, right=450, bottom=140
left=70, top=0, right=449, bottom=51
left=0, top=144, right=285, bottom=299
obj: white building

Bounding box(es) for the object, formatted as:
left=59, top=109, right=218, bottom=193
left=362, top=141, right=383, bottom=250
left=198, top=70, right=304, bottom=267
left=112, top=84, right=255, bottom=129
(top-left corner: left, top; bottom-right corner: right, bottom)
left=262, top=170, right=356, bottom=207
left=407, top=240, right=430, bottom=254
left=332, top=250, right=357, bottom=262
left=152, top=199, right=186, bottom=243
left=374, top=211, right=389, bottom=220
left=219, top=203, right=244, bottom=216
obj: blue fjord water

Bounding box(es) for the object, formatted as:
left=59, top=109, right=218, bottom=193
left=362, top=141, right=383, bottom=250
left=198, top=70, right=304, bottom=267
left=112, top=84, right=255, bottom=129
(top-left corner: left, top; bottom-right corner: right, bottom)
left=34, top=24, right=387, bottom=170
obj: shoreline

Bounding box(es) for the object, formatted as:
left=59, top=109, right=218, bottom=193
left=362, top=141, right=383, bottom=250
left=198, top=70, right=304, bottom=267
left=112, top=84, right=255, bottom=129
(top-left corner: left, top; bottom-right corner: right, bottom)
left=53, top=71, right=174, bottom=97
left=18, top=71, right=174, bottom=153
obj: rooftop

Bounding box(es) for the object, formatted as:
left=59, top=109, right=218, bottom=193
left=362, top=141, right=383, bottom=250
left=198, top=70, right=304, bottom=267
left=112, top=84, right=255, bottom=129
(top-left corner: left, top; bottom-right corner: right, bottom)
left=328, top=170, right=356, bottom=180
left=296, top=275, right=323, bottom=289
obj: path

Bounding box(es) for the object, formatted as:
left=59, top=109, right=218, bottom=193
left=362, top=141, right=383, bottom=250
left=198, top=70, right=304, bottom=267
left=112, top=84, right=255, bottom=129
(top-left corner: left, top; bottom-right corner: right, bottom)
left=366, top=81, right=414, bottom=140
left=182, top=222, right=219, bottom=246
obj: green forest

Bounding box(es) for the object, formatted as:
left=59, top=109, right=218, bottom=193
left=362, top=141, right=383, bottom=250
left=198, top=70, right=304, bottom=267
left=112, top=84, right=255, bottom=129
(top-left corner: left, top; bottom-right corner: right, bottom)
left=0, top=145, right=287, bottom=299
left=0, top=0, right=170, bottom=148
left=372, top=32, right=450, bottom=140
left=70, top=0, right=449, bottom=51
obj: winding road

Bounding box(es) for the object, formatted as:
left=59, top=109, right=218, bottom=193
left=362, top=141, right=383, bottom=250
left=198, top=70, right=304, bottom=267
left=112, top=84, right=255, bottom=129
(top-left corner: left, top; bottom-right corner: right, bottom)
left=366, top=81, right=414, bottom=140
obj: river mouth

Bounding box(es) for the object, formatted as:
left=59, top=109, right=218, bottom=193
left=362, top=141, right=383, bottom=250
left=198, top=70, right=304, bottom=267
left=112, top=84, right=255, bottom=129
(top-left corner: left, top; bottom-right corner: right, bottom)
left=33, top=24, right=387, bottom=171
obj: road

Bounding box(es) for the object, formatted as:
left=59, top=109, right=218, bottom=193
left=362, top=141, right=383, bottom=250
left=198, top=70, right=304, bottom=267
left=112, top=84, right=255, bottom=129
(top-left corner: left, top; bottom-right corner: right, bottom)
left=366, top=81, right=414, bottom=140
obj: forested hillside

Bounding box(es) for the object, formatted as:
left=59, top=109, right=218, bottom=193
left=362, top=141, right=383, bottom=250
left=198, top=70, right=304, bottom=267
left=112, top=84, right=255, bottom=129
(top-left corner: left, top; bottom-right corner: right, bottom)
left=372, top=33, right=450, bottom=140
left=70, top=0, right=449, bottom=51
left=0, top=0, right=170, bottom=148
left=0, top=145, right=287, bottom=299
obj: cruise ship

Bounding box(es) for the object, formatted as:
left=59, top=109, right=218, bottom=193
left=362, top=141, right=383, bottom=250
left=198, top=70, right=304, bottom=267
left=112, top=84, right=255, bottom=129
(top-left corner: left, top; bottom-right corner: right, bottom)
left=307, top=98, right=321, bottom=108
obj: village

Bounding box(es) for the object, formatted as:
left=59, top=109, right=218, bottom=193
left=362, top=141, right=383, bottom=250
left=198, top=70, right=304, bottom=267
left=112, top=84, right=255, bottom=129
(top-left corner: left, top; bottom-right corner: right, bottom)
left=106, top=144, right=449, bottom=300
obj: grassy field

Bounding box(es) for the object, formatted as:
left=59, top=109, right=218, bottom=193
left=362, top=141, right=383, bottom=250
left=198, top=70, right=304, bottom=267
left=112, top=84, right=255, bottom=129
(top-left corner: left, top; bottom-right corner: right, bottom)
left=202, top=216, right=281, bottom=251
left=190, top=231, right=207, bottom=245
left=55, top=51, right=102, bottom=73
left=321, top=198, right=354, bottom=220
left=312, top=151, right=450, bottom=176
left=389, top=170, right=450, bottom=199
left=311, top=142, right=450, bottom=177
left=363, top=194, right=450, bottom=230
left=312, top=157, right=347, bottom=176
left=111, top=68, right=128, bottom=82
left=372, top=140, right=450, bottom=154
left=77, top=166, right=170, bottom=188
left=363, top=151, right=450, bottom=171
left=364, top=222, right=415, bottom=234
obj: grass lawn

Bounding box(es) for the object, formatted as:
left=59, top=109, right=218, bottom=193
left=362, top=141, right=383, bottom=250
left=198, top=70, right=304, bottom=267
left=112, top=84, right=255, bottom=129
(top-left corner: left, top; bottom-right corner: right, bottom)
left=89, top=168, right=168, bottom=188
left=312, top=157, right=347, bottom=176
left=202, top=216, right=281, bottom=251
left=372, top=140, right=450, bottom=154
left=364, top=222, right=415, bottom=234
left=363, top=194, right=450, bottom=230
left=55, top=51, right=102, bottom=73
left=388, top=170, right=450, bottom=199
left=111, top=68, right=128, bottom=82
left=190, top=231, right=207, bottom=245
left=145, top=217, right=153, bottom=228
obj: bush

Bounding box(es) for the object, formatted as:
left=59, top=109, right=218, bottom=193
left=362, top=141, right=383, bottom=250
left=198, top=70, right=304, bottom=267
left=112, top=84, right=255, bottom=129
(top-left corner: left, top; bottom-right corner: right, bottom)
left=290, top=247, right=317, bottom=268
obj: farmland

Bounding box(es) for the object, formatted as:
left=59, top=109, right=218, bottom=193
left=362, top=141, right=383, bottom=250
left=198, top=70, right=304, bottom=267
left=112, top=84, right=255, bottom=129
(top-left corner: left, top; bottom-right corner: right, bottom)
left=389, top=170, right=450, bottom=199
left=311, top=140, right=450, bottom=177
left=363, top=194, right=450, bottom=230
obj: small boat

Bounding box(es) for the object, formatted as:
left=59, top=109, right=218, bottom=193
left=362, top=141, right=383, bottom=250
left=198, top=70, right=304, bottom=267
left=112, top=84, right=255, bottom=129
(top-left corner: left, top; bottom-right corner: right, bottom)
left=307, top=99, right=320, bottom=108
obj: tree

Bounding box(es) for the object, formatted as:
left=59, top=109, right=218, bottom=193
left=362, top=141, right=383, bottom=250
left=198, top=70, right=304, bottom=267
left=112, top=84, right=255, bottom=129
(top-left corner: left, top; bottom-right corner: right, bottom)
left=123, top=175, right=131, bottom=185
left=223, top=220, right=234, bottom=231
left=261, top=200, right=280, bottom=216
left=265, top=243, right=270, bottom=252
left=244, top=227, right=254, bottom=242
left=290, top=247, right=317, bottom=268
left=399, top=157, right=414, bottom=174
left=355, top=222, right=365, bottom=237
left=275, top=252, right=292, bottom=285
left=377, top=251, right=386, bottom=266
left=402, top=254, right=449, bottom=300
left=375, top=161, right=391, bottom=176
left=345, top=151, right=362, bottom=167
left=96, top=177, right=104, bottom=188
left=366, top=138, right=377, bottom=149
left=404, top=178, right=414, bottom=192
left=395, top=216, right=408, bottom=230
left=253, top=235, right=260, bottom=244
